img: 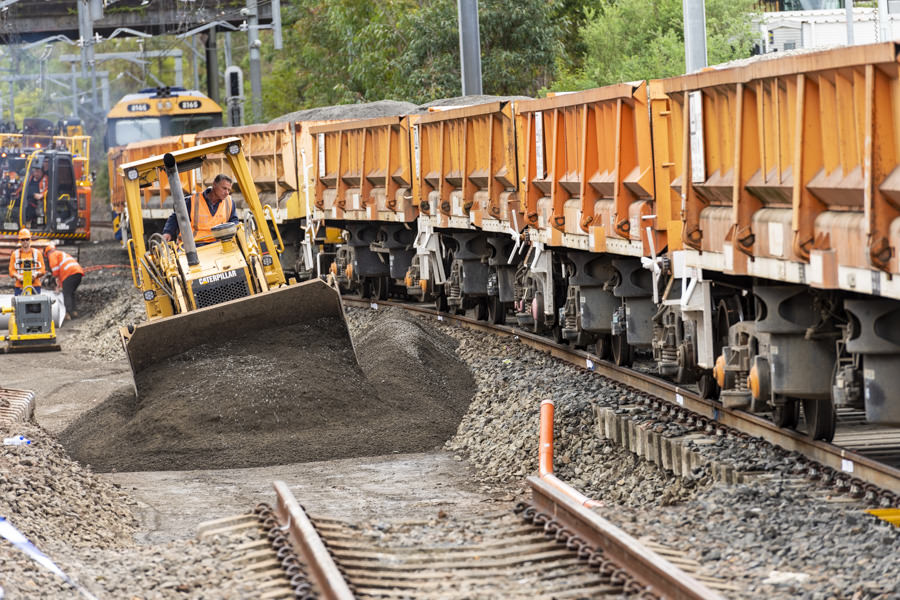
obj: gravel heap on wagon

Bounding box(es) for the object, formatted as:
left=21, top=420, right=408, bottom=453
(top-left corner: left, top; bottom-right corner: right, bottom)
left=269, top=94, right=532, bottom=124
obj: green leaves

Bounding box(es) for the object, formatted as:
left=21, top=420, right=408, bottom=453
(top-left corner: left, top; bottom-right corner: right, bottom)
left=552, top=0, right=759, bottom=91
left=261, top=0, right=560, bottom=118
left=260, top=0, right=760, bottom=119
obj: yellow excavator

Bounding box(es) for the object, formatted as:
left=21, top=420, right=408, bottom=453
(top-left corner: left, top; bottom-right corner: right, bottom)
left=118, top=137, right=347, bottom=395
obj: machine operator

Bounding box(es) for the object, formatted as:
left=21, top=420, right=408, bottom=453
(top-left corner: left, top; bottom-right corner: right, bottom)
left=9, top=228, right=45, bottom=295
left=162, top=174, right=237, bottom=245
left=23, top=163, right=47, bottom=228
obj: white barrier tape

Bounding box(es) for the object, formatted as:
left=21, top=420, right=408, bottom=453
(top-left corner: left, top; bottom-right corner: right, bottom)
left=0, top=517, right=98, bottom=600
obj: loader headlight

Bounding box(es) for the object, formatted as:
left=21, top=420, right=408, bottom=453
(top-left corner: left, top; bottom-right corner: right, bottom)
left=262, top=255, right=274, bottom=266
left=143, top=290, right=156, bottom=301
left=127, top=168, right=139, bottom=181
left=227, top=143, right=240, bottom=156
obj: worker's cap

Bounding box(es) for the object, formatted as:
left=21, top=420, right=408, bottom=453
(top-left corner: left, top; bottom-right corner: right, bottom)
left=17, top=227, right=31, bottom=240
left=43, top=243, right=55, bottom=254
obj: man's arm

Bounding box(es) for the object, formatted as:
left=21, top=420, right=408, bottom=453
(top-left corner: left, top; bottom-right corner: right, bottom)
left=8, top=253, right=19, bottom=282
left=227, top=195, right=238, bottom=224
left=35, top=252, right=46, bottom=278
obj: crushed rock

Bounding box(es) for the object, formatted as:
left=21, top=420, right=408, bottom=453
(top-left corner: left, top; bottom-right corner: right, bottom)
left=60, top=309, right=475, bottom=473
left=418, top=309, right=899, bottom=600
left=0, top=421, right=257, bottom=599
left=419, top=94, right=531, bottom=110
left=270, top=99, right=418, bottom=123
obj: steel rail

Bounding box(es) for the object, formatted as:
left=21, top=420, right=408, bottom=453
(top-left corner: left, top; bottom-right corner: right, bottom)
left=272, top=481, right=355, bottom=600
left=527, top=476, right=723, bottom=600
left=342, top=297, right=900, bottom=496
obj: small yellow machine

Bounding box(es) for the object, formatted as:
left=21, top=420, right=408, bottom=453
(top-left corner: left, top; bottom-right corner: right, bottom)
left=2, top=262, right=59, bottom=352
left=118, top=137, right=347, bottom=395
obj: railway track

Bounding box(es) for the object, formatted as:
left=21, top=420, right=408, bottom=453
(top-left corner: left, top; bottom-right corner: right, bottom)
left=208, top=480, right=730, bottom=600
left=340, top=296, right=900, bottom=505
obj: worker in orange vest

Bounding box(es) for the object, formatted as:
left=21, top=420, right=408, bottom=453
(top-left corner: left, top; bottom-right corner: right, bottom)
left=161, top=174, right=237, bottom=244
left=8, top=228, right=45, bottom=295
left=43, top=243, right=85, bottom=318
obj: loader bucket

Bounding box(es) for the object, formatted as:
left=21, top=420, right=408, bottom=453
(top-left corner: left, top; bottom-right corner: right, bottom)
left=120, top=279, right=351, bottom=396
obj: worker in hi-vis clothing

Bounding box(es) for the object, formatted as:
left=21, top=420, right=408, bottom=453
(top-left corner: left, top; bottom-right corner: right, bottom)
left=9, top=228, right=45, bottom=295
left=162, top=174, right=237, bottom=245
left=44, top=243, right=85, bottom=319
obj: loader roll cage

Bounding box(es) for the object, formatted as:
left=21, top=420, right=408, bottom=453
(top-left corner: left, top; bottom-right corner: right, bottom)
left=118, top=137, right=287, bottom=311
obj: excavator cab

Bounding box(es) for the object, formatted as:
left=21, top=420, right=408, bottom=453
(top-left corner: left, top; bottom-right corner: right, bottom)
left=0, top=124, right=91, bottom=240
left=117, top=137, right=348, bottom=396
left=21, top=153, right=78, bottom=232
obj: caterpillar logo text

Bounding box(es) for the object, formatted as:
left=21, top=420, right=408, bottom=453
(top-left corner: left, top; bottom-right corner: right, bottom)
left=198, top=269, right=240, bottom=285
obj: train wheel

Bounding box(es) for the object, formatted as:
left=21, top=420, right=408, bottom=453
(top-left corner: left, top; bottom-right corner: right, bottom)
left=533, top=292, right=546, bottom=334
left=697, top=371, right=718, bottom=399
left=551, top=326, right=565, bottom=344
left=803, top=398, right=836, bottom=442
left=372, top=276, right=389, bottom=301
left=475, top=298, right=488, bottom=321
left=360, top=278, right=373, bottom=299
left=486, top=296, right=505, bottom=324
left=594, top=334, right=611, bottom=360
left=436, top=288, right=449, bottom=313
left=611, top=334, right=632, bottom=367
left=773, top=398, right=800, bottom=429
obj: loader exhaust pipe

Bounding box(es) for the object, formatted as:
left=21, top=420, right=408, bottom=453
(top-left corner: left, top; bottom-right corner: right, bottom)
left=163, top=152, right=199, bottom=266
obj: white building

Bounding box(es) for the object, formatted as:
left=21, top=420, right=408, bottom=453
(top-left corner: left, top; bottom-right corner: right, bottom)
left=761, top=4, right=900, bottom=53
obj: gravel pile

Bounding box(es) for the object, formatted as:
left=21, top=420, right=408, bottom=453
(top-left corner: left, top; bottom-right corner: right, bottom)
left=0, top=421, right=258, bottom=598
left=270, top=100, right=418, bottom=123
left=59, top=241, right=145, bottom=362
left=601, top=483, right=900, bottom=599
left=439, top=318, right=702, bottom=504
left=419, top=94, right=532, bottom=112
left=415, top=310, right=899, bottom=599
left=418, top=95, right=531, bottom=110
left=61, top=309, right=475, bottom=472
left=268, top=95, right=534, bottom=125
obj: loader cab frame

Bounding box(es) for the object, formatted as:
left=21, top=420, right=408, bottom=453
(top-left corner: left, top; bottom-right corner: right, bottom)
left=118, top=137, right=287, bottom=321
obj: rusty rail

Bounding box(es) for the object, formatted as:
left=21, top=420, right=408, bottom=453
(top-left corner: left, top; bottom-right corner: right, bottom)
left=531, top=397, right=724, bottom=600
left=526, top=477, right=723, bottom=600
left=272, top=481, right=355, bottom=600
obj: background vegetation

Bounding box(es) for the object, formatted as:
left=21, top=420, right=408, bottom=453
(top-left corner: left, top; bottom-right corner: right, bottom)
left=259, top=0, right=760, bottom=119
left=0, top=0, right=761, bottom=131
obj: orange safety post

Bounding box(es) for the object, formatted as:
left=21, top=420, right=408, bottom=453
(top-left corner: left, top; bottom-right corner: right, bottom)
left=539, top=399, right=555, bottom=477
left=537, top=398, right=602, bottom=509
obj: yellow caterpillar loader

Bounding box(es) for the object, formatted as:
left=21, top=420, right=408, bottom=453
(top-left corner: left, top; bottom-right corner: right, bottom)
left=118, top=137, right=347, bottom=396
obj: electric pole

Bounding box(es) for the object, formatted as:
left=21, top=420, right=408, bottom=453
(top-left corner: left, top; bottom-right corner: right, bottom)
left=247, top=0, right=262, bottom=123
left=457, top=0, right=482, bottom=96
left=846, top=0, right=855, bottom=45
left=206, top=27, right=219, bottom=103
left=682, top=0, right=707, bottom=73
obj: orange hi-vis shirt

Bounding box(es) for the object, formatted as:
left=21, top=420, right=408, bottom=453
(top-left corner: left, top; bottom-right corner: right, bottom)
left=46, top=249, right=85, bottom=286
left=9, top=247, right=46, bottom=288
left=191, top=192, right=234, bottom=244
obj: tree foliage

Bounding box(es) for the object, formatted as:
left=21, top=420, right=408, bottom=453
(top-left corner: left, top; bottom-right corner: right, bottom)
left=552, top=0, right=759, bottom=91
left=260, top=0, right=560, bottom=119
left=392, top=0, right=560, bottom=104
